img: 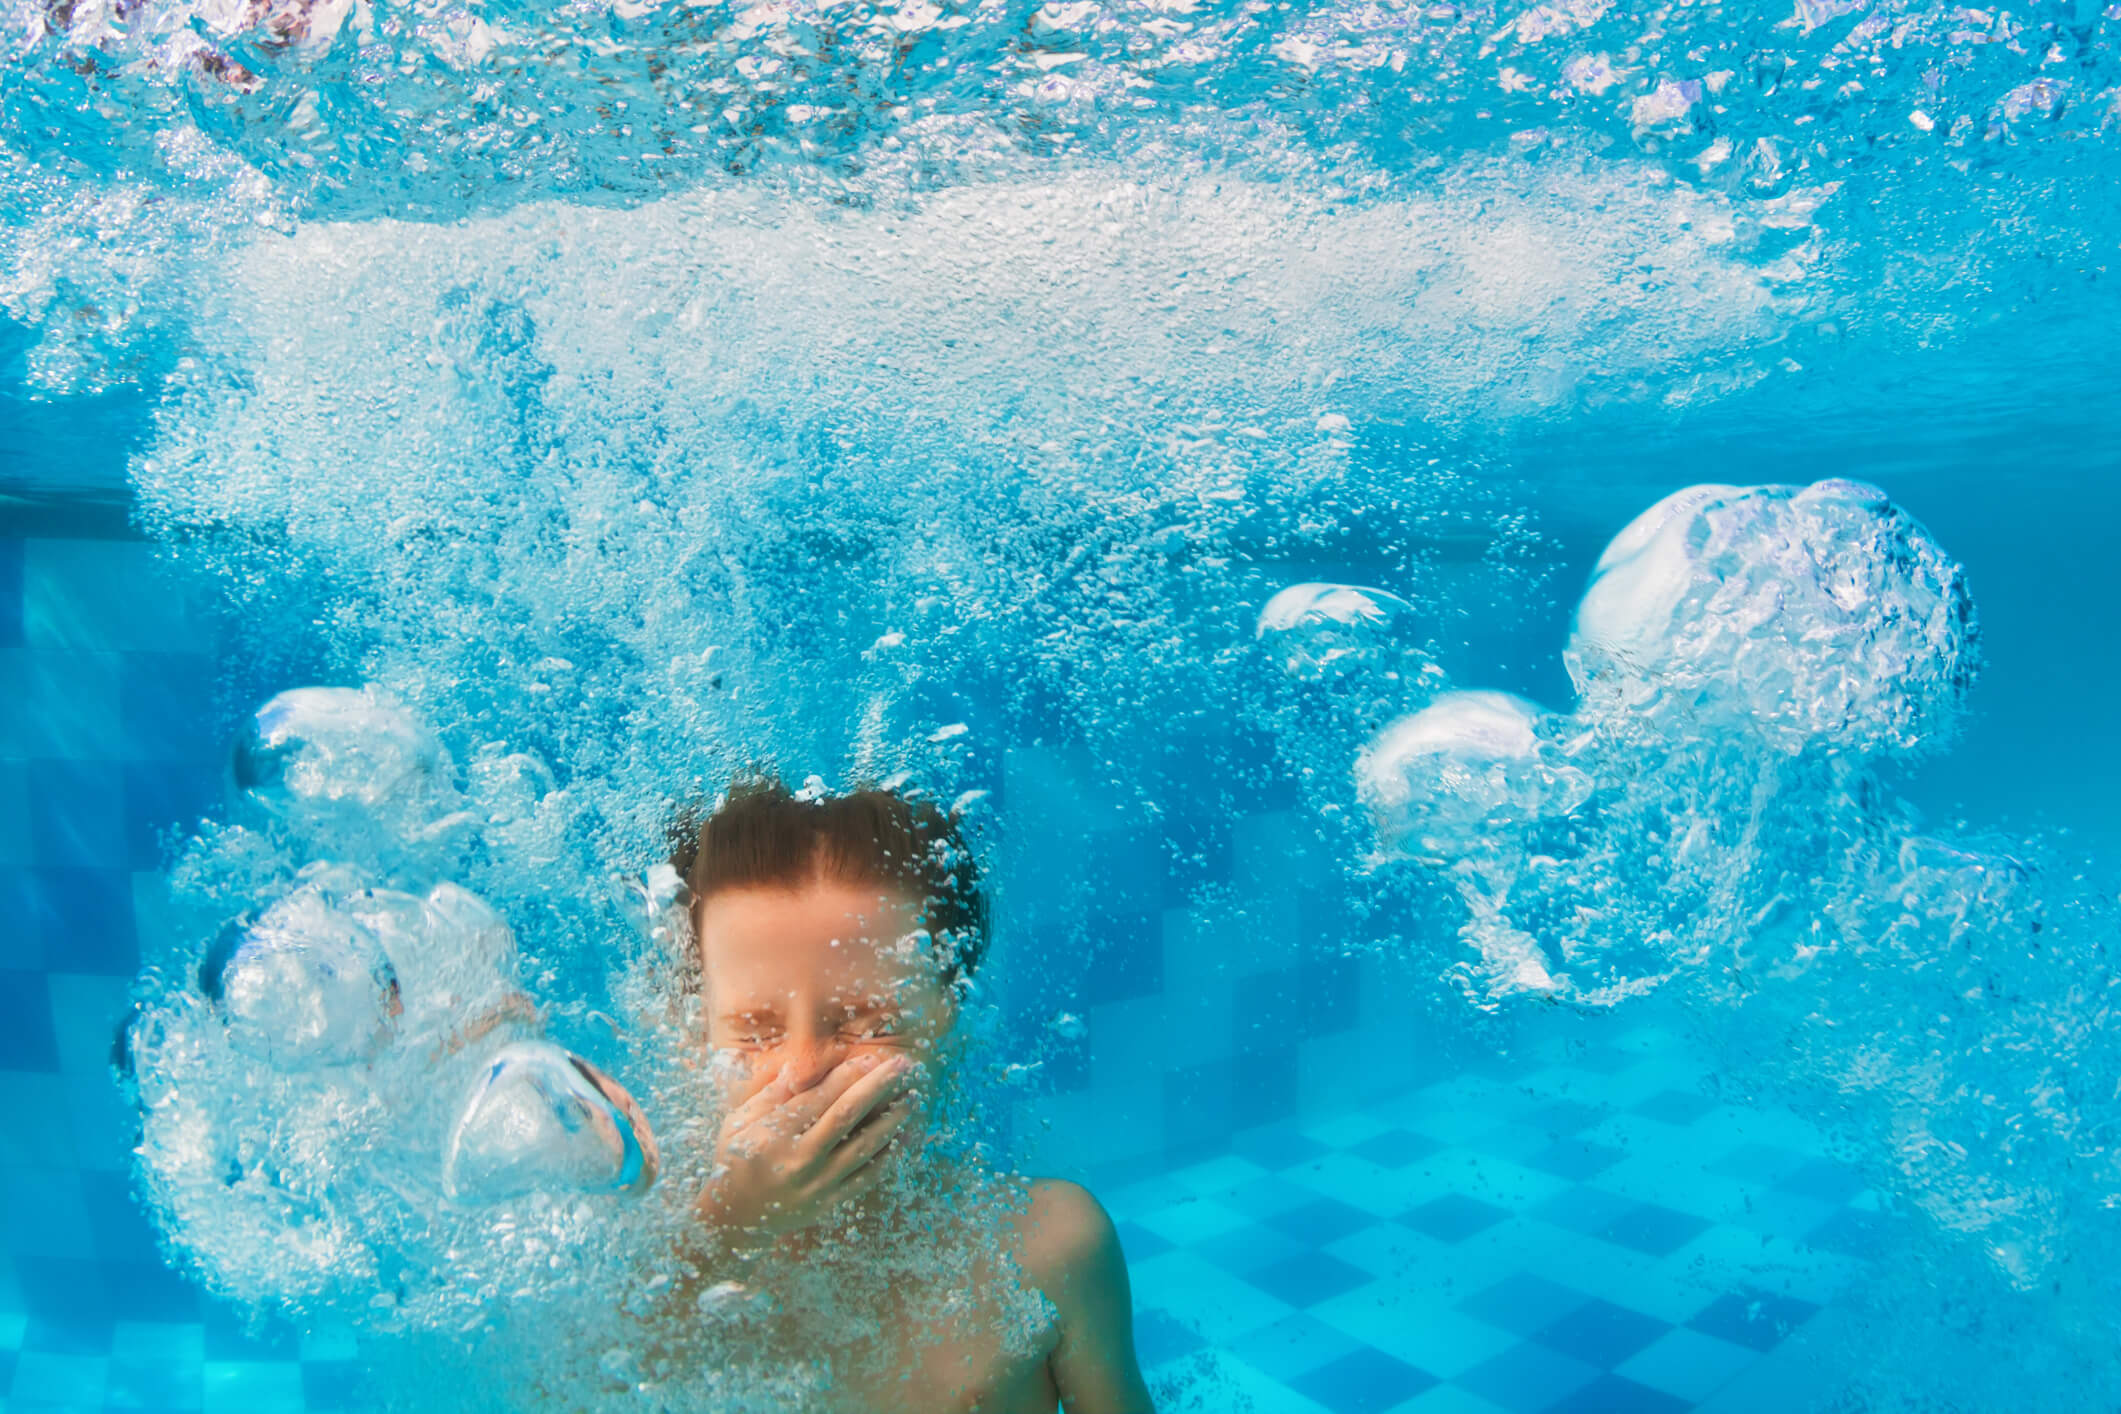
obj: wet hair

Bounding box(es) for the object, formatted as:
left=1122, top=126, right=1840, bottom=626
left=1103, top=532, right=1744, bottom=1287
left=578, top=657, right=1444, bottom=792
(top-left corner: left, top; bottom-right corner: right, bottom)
left=669, top=775, right=989, bottom=984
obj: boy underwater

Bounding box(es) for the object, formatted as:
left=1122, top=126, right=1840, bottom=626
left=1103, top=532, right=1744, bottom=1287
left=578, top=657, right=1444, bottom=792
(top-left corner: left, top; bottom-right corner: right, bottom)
left=663, top=776, right=1154, bottom=1413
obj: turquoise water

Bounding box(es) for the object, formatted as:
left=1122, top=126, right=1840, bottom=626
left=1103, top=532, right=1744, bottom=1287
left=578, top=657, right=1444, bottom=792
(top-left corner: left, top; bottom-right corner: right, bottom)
left=5, top=0, right=2121, bottom=1409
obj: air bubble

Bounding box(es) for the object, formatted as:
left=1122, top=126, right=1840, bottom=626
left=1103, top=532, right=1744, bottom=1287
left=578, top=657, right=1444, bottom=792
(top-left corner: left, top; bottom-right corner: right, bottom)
left=204, top=884, right=398, bottom=1070
left=441, top=1042, right=657, bottom=1204
left=234, top=687, right=455, bottom=839
left=1356, top=690, right=1592, bottom=859
left=1565, top=479, right=1978, bottom=756
left=1256, top=582, right=1439, bottom=687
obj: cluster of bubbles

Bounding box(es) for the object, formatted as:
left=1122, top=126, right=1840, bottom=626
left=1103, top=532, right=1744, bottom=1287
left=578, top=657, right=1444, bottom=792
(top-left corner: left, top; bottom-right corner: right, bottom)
left=4, top=0, right=2115, bottom=220
left=1257, top=476, right=1976, bottom=1006
left=1264, top=478, right=2121, bottom=1404
left=128, top=688, right=677, bottom=1329
left=2, top=0, right=2118, bottom=441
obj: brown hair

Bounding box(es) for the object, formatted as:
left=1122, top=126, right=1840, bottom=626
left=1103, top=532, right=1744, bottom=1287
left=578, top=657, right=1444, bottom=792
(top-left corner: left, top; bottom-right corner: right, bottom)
left=670, top=775, right=989, bottom=984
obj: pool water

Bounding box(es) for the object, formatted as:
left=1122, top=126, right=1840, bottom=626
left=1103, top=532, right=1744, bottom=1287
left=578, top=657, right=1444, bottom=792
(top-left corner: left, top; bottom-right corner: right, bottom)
left=1, top=533, right=1887, bottom=1413
left=7, top=0, right=2121, bottom=1409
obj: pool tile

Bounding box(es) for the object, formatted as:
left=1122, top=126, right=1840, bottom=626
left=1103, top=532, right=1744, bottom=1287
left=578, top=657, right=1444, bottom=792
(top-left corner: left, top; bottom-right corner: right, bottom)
left=1532, top=1298, right=1669, bottom=1369
left=1114, top=1220, right=1175, bottom=1263
left=301, top=1358, right=365, bottom=1409
left=102, top=1264, right=201, bottom=1324
left=1525, top=1101, right=1609, bottom=1136
left=1401, top=1151, right=1572, bottom=1213
left=1451, top=1341, right=1600, bottom=1413
left=1226, top=1173, right=1325, bottom=1220
left=24, top=867, right=138, bottom=977
left=1324, top=1220, right=1452, bottom=1283
left=1230, top=1123, right=1331, bottom=1172
left=121, top=762, right=222, bottom=871
left=25, top=761, right=126, bottom=870
left=1774, top=1158, right=1867, bottom=1205
left=1632, top=1090, right=1717, bottom=1126
left=1684, top=1290, right=1821, bottom=1352
left=1544, top=1372, right=1691, bottom=1413
left=1805, top=1206, right=1890, bottom=1260
left=1395, top=1387, right=1514, bottom=1414
left=0, top=539, right=22, bottom=644
left=1130, top=1251, right=1296, bottom=1344
left=296, top=1326, right=358, bottom=1363
left=0, top=971, right=61, bottom=1071
left=1268, top=1198, right=1381, bottom=1246
left=0, top=765, right=26, bottom=868
left=24, top=542, right=207, bottom=655
left=117, top=654, right=221, bottom=764
left=23, top=1309, right=113, bottom=1357
left=1457, top=1273, right=1588, bottom=1338
left=1286, top=1151, right=1427, bottom=1218
left=201, top=1307, right=300, bottom=1362
left=1595, top=1203, right=1709, bottom=1257
left=201, top=1358, right=305, bottom=1414
left=1243, top=1252, right=1375, bottom=1309
left=1402, top=1195, right=1509, bottom=1244
left=1521, top=1139, right=1626, bottom=1183
left=106, top=1348, right=205, bottom=1410
left=1734, top=1190, right=1839, bottom=1245
left=1157, top=1347, right=1336, bottom=1414
left=1228, top=1312, right=1365, bottom=1381
left=1349, top=1129, right=1442, bottom=1168
left=1134, top=1197, right=1254, bottom=1246
left=1135, top=1307, right=1208, bottom=1367
left=1709, top=1143, right=1810, bottom=1184
left=1290, top=1347, right=1438, bottom=1414
left=1170, top=1153, right=1272, bottom=1198
left=1312, top=1288, right=1516, bottom=1381
left=1194, top=1223, right=1308, bottom=1276
left=1615, top=1326, right=1760, bottom=1402
left=110, top=1323, right=205, bottom=1362
left=8, top=1349, right=108, bottom=1405
left=10, top=652, right=122, bottom=760
left=1527, top=1185, right=1636, bottom=1236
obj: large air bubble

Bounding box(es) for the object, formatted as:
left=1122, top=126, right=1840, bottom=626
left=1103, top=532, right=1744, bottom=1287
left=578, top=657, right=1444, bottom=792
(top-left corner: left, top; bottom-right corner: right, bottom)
left=1356, top=690, right=1592, bottom=861
left=443, top=1042, right=658, bottom=1205
left=202, top=883, right=399, bottom=1070
left=1565, top=479, right=1979, bottom=756
left=234, top=686, right=463, bottom=848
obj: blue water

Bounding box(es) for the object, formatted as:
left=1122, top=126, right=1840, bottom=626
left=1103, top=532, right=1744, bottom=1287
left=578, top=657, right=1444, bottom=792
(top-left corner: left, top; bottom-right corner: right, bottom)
left=6, top=0, right=2121, bottom=1408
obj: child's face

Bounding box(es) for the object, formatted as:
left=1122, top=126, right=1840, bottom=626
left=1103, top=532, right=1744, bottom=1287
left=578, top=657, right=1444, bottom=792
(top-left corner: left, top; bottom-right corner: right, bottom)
left=696, top=880, right=954, bottom=1106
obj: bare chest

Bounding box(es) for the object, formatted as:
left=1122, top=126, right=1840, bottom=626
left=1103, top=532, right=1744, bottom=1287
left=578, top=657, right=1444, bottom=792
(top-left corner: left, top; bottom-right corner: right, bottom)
left=785, top=1279, right=1060, bottom=1414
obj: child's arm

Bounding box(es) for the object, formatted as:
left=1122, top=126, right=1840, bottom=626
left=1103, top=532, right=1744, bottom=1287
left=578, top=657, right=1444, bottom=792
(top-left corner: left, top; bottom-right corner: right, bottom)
left=1023, top=1180, right=1156, bottom=1414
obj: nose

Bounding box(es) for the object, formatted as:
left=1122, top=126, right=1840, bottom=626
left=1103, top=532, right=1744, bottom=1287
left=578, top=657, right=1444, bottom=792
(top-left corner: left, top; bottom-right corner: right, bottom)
left=766, top=1037, right=848, bottom=1093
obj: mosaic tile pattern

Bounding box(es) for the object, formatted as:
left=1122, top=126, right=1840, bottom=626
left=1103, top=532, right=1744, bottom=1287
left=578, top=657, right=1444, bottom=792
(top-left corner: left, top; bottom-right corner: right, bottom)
left=1104, top=1026, right=1878, bottom=1413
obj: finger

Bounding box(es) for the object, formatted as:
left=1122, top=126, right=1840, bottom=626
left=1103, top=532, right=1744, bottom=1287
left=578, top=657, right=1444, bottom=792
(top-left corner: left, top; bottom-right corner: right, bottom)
left=725, top=1063, right=802, bottom=1129
left=795, top=1057, right=914, bottom=1160
left=774, top=1053, right=889, bottom=1132
left=815, top=1119, right=908, bottom=1205
left=811, top=1095, right=913, bottom=1187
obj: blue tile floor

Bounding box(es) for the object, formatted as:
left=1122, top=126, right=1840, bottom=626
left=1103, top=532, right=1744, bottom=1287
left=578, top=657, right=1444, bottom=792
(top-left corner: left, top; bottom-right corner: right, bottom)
left=0, top=1023, right=1875, bottom=1413
left=1111, top=1022, right=1878, bottom=1413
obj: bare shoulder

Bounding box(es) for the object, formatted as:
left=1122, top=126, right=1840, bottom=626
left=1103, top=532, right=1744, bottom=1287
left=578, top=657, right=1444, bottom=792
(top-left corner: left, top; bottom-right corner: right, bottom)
left=1010, top=1178, right=1124, bottom=1289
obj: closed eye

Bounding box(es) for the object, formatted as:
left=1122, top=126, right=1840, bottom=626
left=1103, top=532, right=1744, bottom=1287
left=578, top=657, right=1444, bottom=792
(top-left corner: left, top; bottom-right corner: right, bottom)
left=720, top=1014, right=783, bottom=1047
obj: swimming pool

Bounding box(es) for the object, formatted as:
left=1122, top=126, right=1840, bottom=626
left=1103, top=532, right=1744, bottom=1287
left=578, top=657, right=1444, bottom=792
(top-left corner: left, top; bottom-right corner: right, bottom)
left=5, top=0, right=2121, bottom=1408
